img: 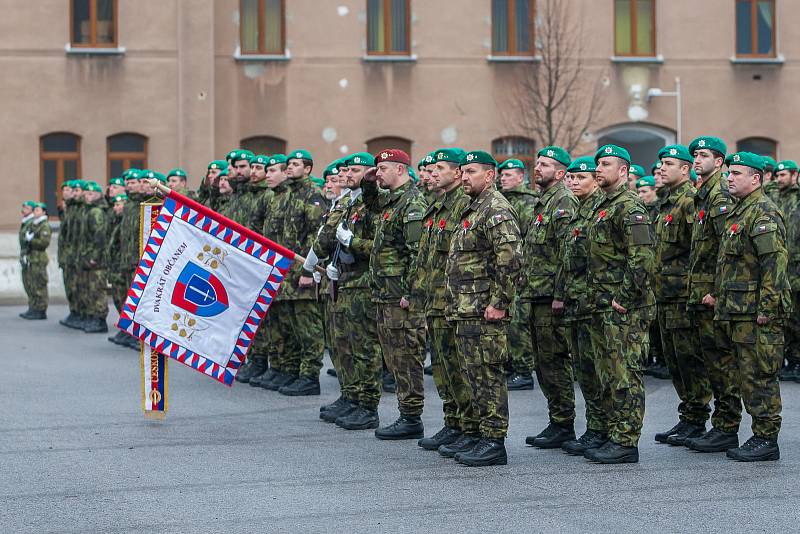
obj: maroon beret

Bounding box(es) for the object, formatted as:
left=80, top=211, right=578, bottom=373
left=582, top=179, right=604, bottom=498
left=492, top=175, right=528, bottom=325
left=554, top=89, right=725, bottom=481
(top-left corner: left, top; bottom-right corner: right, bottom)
left=374, top=148, right=411, bottom=167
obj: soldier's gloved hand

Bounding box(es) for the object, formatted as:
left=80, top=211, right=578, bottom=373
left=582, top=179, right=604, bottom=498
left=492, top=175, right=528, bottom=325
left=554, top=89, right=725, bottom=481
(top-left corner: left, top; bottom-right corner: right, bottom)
left=336, top=223, right=354, bottom=247
left=24, top=231, right=34, bottom=242
left=312, top=271, right=322, bottom=284
left=326, top=264, right=340, bottom=281
left=302, top=248, right=319, bottom=272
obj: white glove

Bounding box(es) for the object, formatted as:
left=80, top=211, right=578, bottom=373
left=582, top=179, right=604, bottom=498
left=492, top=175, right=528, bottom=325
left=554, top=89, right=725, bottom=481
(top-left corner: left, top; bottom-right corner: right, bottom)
left=326, top=264, right=340, bottom=281
left=302, top=248, right=319, bottom=272
left=24, top=231, right=34, bottom=242
left=312, top=271, right=321, bottom=284
left=336, top=223, right=354, bottom=247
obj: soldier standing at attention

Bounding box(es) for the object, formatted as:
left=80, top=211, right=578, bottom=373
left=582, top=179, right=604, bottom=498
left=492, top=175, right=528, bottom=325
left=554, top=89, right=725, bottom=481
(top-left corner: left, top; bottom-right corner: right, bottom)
left=522, top=146, right=578, bottom=450
left=112, top=170, right=144, bottom=348
left=78, top=181, right=110, bottom=334
left=444, top=150, right=521, bottom=467
left=58, top=181, right=83, bottom=329
left=652, top=145, right=711, bottom=446
left=18, top=201, right=35, bottom=316
left=362, top=149, right=428, bottom=440
left=761, top=156, right=779, bottom=203
left=497, top=158, right=538, bottom=391
left=713, top=152, right=790, bottom=462
left=585, top=145, right=656, bottom=464
left=20, top=201, right=51, bottom=320
left=627, top=164, right=646, bottom=191
left=106, top=193, right=129, bottom=345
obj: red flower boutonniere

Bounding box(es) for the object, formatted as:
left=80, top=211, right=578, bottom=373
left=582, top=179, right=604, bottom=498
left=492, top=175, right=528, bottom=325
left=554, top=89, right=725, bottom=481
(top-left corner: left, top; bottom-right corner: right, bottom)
left=572, top=228, right=581, bottom=241
left=665, top=214, right=674, bottom=226
left=351, top=212, right=360, bottom=225
left=698, top=210, right=705, bottom=225
left=438, top=219, right=447, bottom=232
left=596, top=210, right=607, bottom=223
left=462, top=219, right=470, bottom=235
left=425, top=218, right=434, bottom=230
left=729, top=223, right=739, bottom=237
left=383, top=211, right=391, bottom=221
left=535, top=213, right=543, bottom=227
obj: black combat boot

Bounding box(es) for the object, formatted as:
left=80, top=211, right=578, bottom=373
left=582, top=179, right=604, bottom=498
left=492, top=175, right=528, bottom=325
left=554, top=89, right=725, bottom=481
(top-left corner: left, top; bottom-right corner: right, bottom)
left=374, top=415, right=424, bottom=440
left=261, top=371, right=295, bottom=391
left=322, top=399, right=357, bottom=423
left=249, top=368, right=276, bottom=388
left=685, top=427, right=739, bottom=452
left=336, top=406, right=379, bottom=430
left=438, top=434, right=481, bottom=458
left=780, top=362, right=800, bottom=381
left=455, top=438, right=508, bottom=467
left=279, top=376, right=320, bottom=396
left=23, top=309, right=46, bottom=320
left=321, top=396, right=347, bottom=413
left=666, top=422, right=706, bottom=446
left=423, top=364, right=433, bottom=376
left=584, top=441, right=639, bottom=463
left=60, top=312, right=81, bottom=329
left=525, top=422, right=575, bottom=449
left=19, top=308, right=33, bottom=319
left=382, top=371, right=396, bottom=393
left=418, top=426, right=462, bottom=450
left=235, top=359, right=268, bottom=384
left=562, top=429, right=608, bottom=456
left=507, top=373, right=534, bottom=391
left=726, top=436, right=780, bottom=462
left=655, top=421, right=690, bottom=444
left=83, top=317, right=108, bottom=333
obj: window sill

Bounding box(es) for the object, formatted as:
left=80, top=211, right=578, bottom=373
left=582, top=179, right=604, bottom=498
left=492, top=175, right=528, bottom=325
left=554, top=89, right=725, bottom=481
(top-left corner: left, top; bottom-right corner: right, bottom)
left=730, top=54, right=784, bottom=65
left=487, top=55, right=541, bottom=63
left=362, top=54, right=417, bottom=63
left=65, top=44, right=126, bottom=56
left=233, top=46, right=291, bottom=62
left=610, top=55, right=664, bottom=64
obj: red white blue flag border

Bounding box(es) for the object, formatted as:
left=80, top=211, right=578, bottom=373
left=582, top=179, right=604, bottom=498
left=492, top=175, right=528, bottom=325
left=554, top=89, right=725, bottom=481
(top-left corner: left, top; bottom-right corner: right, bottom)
left=117, top=190, right=295, bottom=386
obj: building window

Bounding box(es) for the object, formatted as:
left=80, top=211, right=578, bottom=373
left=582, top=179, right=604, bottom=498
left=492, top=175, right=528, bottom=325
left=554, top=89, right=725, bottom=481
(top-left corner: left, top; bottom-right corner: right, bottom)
left=492, top=0, right=533, bottom=56
left=107, top=133, right=148, bottom=180
left=614, top=0, right=655, bottom=57
left=70, top=0, right=117, bottom=48
left=240, top=0, right=286, bottom=55
left=40, top=133, right=82, bottom=216
left=737, top=137, right=777, bottom=160
left=241, top=136, right=287, bottom=156
left=736, top=0, right=775, bottom=57
left=493, top=136, right=535, bottom=164
left=366, top=136, right=413, bottom=159
left=367, top=0, right=410, bottom=55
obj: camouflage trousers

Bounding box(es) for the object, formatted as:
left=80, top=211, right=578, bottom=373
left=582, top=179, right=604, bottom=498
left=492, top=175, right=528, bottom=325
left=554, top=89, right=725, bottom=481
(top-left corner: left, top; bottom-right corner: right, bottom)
left=428, top=316, right=478, bottom=433
left=335, top=289, right=382, bottom=410
left=248, top=323, right=271, bottom=366
left=77, top=268, right=108, bottom=319
left=659, top=302, right=712, bottom=425
left=268, top=299, right=324, bottom=378
left=63, top=265, right=80, bottom=314
left=376, top=303, right=425, bottom=417
left=323, top=295, right=339, bottom=386
left=717, top=319, right=783, bottom=440
left=565, top=317, right=606, bottom=434
left=529, top=301, right=575, bottom=426
left=507, top=296, right=534, bottom=375
left=590, top=308, right=650, bottom=447
left=22, top=257, right=48, bottom=311
left=783, top=290, right=800, bottom=365
left=690, top=308, right=741, bottom=433
left=453, top=320, right=509, bottom=439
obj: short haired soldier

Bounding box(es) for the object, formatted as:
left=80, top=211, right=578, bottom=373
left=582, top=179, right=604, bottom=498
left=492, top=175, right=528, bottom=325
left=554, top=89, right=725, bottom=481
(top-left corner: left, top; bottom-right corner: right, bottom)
left=19, top=201, right=50, bottom=320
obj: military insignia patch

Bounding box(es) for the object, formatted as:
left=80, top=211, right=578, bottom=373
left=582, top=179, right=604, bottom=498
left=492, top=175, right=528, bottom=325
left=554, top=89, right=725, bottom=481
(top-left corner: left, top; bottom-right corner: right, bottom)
left=720, top=206, right=728, bottom=214
left=698, top=140, right=706, bottom=147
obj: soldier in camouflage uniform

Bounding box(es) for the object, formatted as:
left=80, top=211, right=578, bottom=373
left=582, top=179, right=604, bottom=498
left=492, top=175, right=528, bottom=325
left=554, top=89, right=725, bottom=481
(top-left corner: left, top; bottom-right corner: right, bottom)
left=585, top=145, right=656, bottom=464
left=114, top=170, right=146, bottom=348
left=360, top=149, right=428, bottom=440
left=521, top=146, right=578, bottom=450
left=414, top=148, right=474, bottom=451
left=197, top=161, right=226, bottom=210
left=106, top=193, right=129, bottom=345
left=554, top=157, right=608, bottom=455
left=772, top=160, right=800, bottom=381
left=713, top=152, right=790, bottom=462
left=19, top=201, right=35, bottom=315
left=442, top=150, right=522, bottom=467
left=761, top=156, right=779, bottom=203
left=652, top=145, right=712, bottom=446
left=497, top=158, right=539, bottom=391
left=77, top=181, right=109, bottom=333
left=683, top=137, right=741, bottom=454
left=417, top=154, right=438, bottom=206
left=58, top=180, right=85, bottom=329
left=20, top=201, right=50, bottom=320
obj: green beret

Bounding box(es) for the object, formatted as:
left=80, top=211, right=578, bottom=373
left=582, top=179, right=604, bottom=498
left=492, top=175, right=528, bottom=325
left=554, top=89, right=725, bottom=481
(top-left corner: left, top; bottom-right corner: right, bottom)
left=252, top=155, right=269, bottom=166
left=142, top=170, right=167, bottom=183
left=635, top=176, right=656, bottom=188
left=288, top=149, right=313, bottom=162
left=23, top=200, right=37, bottom=208
left=595, top=144, right=631, bottom=164
left=651, top=160, right=663, bottom=174
left=629, top=164, right=646, bottom=178
left=34, top=202, right=47, bottom=210
left=231, top=150, right=254, bottom=164
left=658, top=144, right=693, bottom=164
left=345, top=152, right=375, bottom=167
left=762, top=156, right=777, bottom=171
left=566, top=156, right=597, bottom=174
left=217, top=168, right=229, bottom=178
left=725, top=152, right=765, bottom=172
left=335, top=158, right=349, bottom=170
left=537, top=146, right=571, bottom=167
left=688, top=136, right=726, bottom=157
left=418, top=154, right=435, bottom=170
left=208, top=160, right=227, bottom=171
left=109, top=176, right=125, bottom=187
left=309, top=175, right=325, bottom=187
left=85, top=181, right=103, bottom=193
left=122, top=168, right=140, bottom=180
left=776, top=160, right=799, bottom=172
left=267, top=154, right=288, bottom=166
left=460, top=150, right=497, bottom=167
left=61, top=181, right=74, bottom=189
left=498, top=158, right=526, bottom=171
left=113, top=194, right=128, bottom=203
left=225, top=150, right=239, bottom=162
left=323, top=162, right=340, bottom=179
left=434, top=148, right=466, bottom=164
left=73, top=180, right=87, bottom=190
left=167, top=168, right=187, bottom=178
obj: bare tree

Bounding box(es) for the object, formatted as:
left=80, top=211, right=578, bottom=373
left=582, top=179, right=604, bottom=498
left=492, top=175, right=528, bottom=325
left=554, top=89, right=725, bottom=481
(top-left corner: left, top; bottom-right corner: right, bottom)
left=508, top=0, right=607, bottom=152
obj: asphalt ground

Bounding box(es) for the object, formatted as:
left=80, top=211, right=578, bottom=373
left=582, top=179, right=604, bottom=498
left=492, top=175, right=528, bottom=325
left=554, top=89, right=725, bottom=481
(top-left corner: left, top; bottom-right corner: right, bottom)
left=1, top=304, right=798, bottom=533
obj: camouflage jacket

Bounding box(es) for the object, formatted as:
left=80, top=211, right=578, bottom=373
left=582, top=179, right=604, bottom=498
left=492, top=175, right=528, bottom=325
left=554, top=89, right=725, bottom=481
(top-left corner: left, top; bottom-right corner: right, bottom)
left=312, top=191, right=349, bottom=263
left=69, top=200, right=90, bottom=269
left=687, top=170, right=733, bottom=306
left=19, top=214, right=33, bottom=259
left=104, top=211, right=122, bottom=271
left=715, top=187, right=791, bottom=321
left=77, top=198, right=109, bottom=270
left=335, top=190, right=378, bottom=290
left=239, top=180, right=273, bottom=232
left=763, top=179, right=780, bottom=204
left=219, top=179, right=251, bottom=226
left=502, top=185, right=539, bottom=240
left=655, top=180, right=695, bottom=302
left=414, top=186, right=471, bottom=317
left=774, top=185, right=800, bottom=290
left=553, top=188, right=604, bottom=321
left=587, top=181, right=656, bottom=312
left=118, top=192, right=144, bottom=270
left=445, top=185, right=522, bottom=321
left=26, top=216, right=51, bottom=265
left=520, top=180, right=577, bottom=301
left=363, top=179, right=427, bottom=304
left=57, top=198, right=81, bottom=267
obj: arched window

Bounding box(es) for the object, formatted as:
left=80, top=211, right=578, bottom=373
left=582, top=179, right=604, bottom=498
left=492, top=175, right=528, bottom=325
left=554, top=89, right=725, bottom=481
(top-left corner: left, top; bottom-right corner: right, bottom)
left=40, top=133, right=82, bottom=216
left=366, top=136, right=413, bottom=159
left=737, top=136, right=777, bottom=160
left=492, top=136, right=536, bottom=171
left=241, top=135, right=287, bottom=156
left=107, top=133, right=148, bottom=180
left=596, top=123, right=675, bottom=169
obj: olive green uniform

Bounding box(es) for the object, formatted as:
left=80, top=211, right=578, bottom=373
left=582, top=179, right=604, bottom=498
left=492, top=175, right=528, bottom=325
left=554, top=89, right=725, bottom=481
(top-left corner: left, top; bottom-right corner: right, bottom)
left=77, top=197, right=109, bottom=322
left=20, top=215, right=51, bottom=312
left=773, top=184, right=800, bottom=368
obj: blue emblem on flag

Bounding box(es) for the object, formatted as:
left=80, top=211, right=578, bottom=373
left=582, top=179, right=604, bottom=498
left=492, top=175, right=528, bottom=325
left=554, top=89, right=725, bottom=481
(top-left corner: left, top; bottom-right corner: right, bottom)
left=171, top=262, right=230, bottom=317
